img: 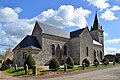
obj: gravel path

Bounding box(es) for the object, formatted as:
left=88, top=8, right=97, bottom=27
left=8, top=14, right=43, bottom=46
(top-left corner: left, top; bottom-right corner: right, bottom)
left=40, top=66, right=120, bottom=80
left=0, top=71, right=20, bottom=80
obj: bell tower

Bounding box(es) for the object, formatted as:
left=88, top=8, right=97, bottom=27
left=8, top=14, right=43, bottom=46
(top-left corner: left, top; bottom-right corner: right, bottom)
left=90, top=12, right=104, bottom=45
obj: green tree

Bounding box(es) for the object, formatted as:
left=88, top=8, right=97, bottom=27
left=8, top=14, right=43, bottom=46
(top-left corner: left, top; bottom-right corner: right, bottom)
left=65, top=56, right=74, bottom=69
left=49, top=58, right=60, bottom=70
left=82, top=58, right=90, bottom=67
left=24, top=54, right=36, bottom=69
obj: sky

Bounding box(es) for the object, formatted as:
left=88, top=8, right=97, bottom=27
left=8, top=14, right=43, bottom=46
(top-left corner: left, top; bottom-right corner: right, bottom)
left=0, top=0, right=120, bottom=55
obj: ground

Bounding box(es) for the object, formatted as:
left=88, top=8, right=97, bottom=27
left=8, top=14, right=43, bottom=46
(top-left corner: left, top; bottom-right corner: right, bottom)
left=0, top=65, right=120, bottom=80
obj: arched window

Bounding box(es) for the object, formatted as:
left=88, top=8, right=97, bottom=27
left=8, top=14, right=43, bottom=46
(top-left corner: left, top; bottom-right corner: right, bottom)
left=64, top=45, right=67, bottom=55
left=94, top=50, right=96, bottom=59
left=52, top=44, right=55, bottom=55
left=86, top=47, right=88, bottom=56
left=100, top=51, right=102, bottom=60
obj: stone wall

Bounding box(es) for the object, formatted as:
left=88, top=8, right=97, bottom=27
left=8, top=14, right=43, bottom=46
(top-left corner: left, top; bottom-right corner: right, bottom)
left=69, top=38, right=80, bottom=64
left=93, top=44, right=103, bottom=61
left=79, top=28, right=94, bottom=64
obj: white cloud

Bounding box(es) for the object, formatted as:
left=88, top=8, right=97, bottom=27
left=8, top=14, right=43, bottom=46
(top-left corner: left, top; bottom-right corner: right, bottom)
left=104, top=32, right=109, bottom=37
left=105, top=38, right=120, bottom=44
left=31, top=5, right=91, bottom=28
left=105, top=47, right=120, bottom=55
left=0, top=7, right=19, bottom=22
left=110, top=6, right=120, bottom=11
left=100, top=6, right=120, bottom=21
left=0, top=5, right=92, bottom=51
left=14, top=7, right=23, bottom=13
left=0, top=7, right=34, bottom=48
left=86, top=0, right=110, bottom=10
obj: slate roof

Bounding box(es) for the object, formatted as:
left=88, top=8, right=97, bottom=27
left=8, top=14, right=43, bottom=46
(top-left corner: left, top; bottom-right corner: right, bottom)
left=91, top=13, right=103, bottom=31
left=13, top=35, right=42, bottom=51
left=70, top=28, right=86, bottom=38
left=37, top=22, right=70, bottom=38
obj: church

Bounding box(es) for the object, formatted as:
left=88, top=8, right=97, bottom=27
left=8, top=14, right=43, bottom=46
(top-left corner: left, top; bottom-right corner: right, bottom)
left=13, top=13, right=104, bottom=66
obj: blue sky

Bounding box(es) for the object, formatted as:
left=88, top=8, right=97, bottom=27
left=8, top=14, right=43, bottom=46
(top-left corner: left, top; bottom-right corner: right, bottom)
left=0, top=0, right=120, bottom=55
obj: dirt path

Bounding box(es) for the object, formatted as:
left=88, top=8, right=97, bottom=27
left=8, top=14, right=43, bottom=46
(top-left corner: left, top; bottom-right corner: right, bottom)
left=0, top=71, right=20, bottom=80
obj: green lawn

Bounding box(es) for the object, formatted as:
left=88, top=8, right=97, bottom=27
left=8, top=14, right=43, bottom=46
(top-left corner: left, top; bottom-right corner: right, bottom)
left=0, top=62, right=119, bottom=76
left=0, top=66, right=42, bottom=76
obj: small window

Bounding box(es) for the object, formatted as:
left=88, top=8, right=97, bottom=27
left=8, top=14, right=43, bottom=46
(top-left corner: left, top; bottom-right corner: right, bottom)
left=23, top=52, right=27, bottom=59
left=94, top=50, right=96, bottom=59
left=52, top=44, right=55, bottom=55
left=100, top=51, right=102, bottom=60
left=64, top=45, right=67, bottom=55
left=86, top=47, right=88, bottom=56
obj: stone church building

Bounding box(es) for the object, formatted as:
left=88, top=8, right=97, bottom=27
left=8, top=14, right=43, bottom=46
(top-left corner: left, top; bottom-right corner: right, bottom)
left=13, top=13, right=104, bottom=66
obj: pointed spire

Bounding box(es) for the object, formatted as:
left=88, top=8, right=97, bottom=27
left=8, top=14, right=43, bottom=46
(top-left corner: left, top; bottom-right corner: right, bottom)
left=91, top=11, right=102, bottom=31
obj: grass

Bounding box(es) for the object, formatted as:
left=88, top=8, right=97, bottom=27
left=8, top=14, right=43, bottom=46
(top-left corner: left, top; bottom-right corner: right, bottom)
left=0, top=66, right=42, bottom=76
left=0, top=62, right=119, bottom=76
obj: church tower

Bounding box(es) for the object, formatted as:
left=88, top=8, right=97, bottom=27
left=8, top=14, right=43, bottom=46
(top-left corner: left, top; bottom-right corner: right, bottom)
left=90, top=12, right=104, bottom=45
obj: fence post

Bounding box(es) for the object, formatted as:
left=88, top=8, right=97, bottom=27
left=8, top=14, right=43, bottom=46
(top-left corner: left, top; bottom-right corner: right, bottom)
left=25, top=64, right=28, bottom=75
left=64, top=63, right=67, bottom=71
left=33, top=65, right=37, bottom=76
left=15, top=64, right=17, bottom=70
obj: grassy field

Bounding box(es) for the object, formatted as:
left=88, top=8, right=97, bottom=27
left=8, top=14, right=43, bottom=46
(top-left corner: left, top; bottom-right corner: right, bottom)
left=0, top=62, right=119, bottom=76
left=0, top=66, right=42, bottom=76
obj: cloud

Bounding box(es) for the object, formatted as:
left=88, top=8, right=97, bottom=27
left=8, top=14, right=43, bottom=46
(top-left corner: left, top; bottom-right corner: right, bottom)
left=100, top=6, right=120, bottom=21
left=104, top=32, right=109, bottom=37
left=105, top=38, right=120, bottom=44
left=0, top=5, right=92, bottom=54
left=86, top=0, right=110, bottom=10
left=14, top=7, right=23, bottom=13
left=31, top=5, right=92, bottom=28
left=0, top=7, right=19, bottom=22
left=105, top=47, right=120, bottom=54
left=0, top=7, right=34, bottom=48
left=110, top=6, right=120, bottom=11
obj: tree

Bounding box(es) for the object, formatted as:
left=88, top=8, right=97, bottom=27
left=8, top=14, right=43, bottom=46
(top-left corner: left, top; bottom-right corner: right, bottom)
left=49, top=58, right=60, bottom=70
left=24, top=54, right=36, bottom=69
left=65, top=56, right=74, bottom=69
left=101, top=58, right=109, bottom=66
left=6, top=58, right=12, bottom=65
left=82, top=58, right=90, bottom=67
left=93, top=59, right=99, bottom=67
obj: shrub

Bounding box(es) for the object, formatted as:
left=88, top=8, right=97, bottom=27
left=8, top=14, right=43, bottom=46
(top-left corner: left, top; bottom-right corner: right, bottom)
left=24, top=54, right=36, bottom=69
left=82, top=58, right=90, bottom=67
left=101, top=58, right=109, bottom=66
left=49, top=58, right=60, bottom=70
left=1, top=60, right=9, bottom=70
left=6, top=58, right=12, bottom=65
left=65, top=56, right=74, bottom=69
left=93, top=59, right=99, bottom=67
left=115, top=56, right=120, bottom=63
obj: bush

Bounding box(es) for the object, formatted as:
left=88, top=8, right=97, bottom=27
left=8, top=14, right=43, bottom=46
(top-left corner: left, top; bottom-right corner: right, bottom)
left=24, top=54, right=36, bottom=69
left=49, top=58, right=60, bottom=70
left=101, top=58, right=109, bottom=66
left=6, top=58, right=12, bottom=65
left=115, top=56, right=120, bottom=63
left=65, top=56, right=74, bottom=69
left=93, top=59, right=99, bottom=67
left=82, top=58, right=90, bottom=67
left=1, top=60, right=9, bottom=70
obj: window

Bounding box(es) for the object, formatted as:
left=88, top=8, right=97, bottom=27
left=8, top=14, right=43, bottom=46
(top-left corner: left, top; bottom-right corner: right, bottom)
left=100, top=51, right=102, bottom=60
left=23, top=52, right=27, bottom=59
left=64, top=45, right=67, bottom=55
left=94, top=50, right=96, bottom=59
left=52, top=44, right=55, bottom=55
left=86, top=47, right=88, bottom=56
